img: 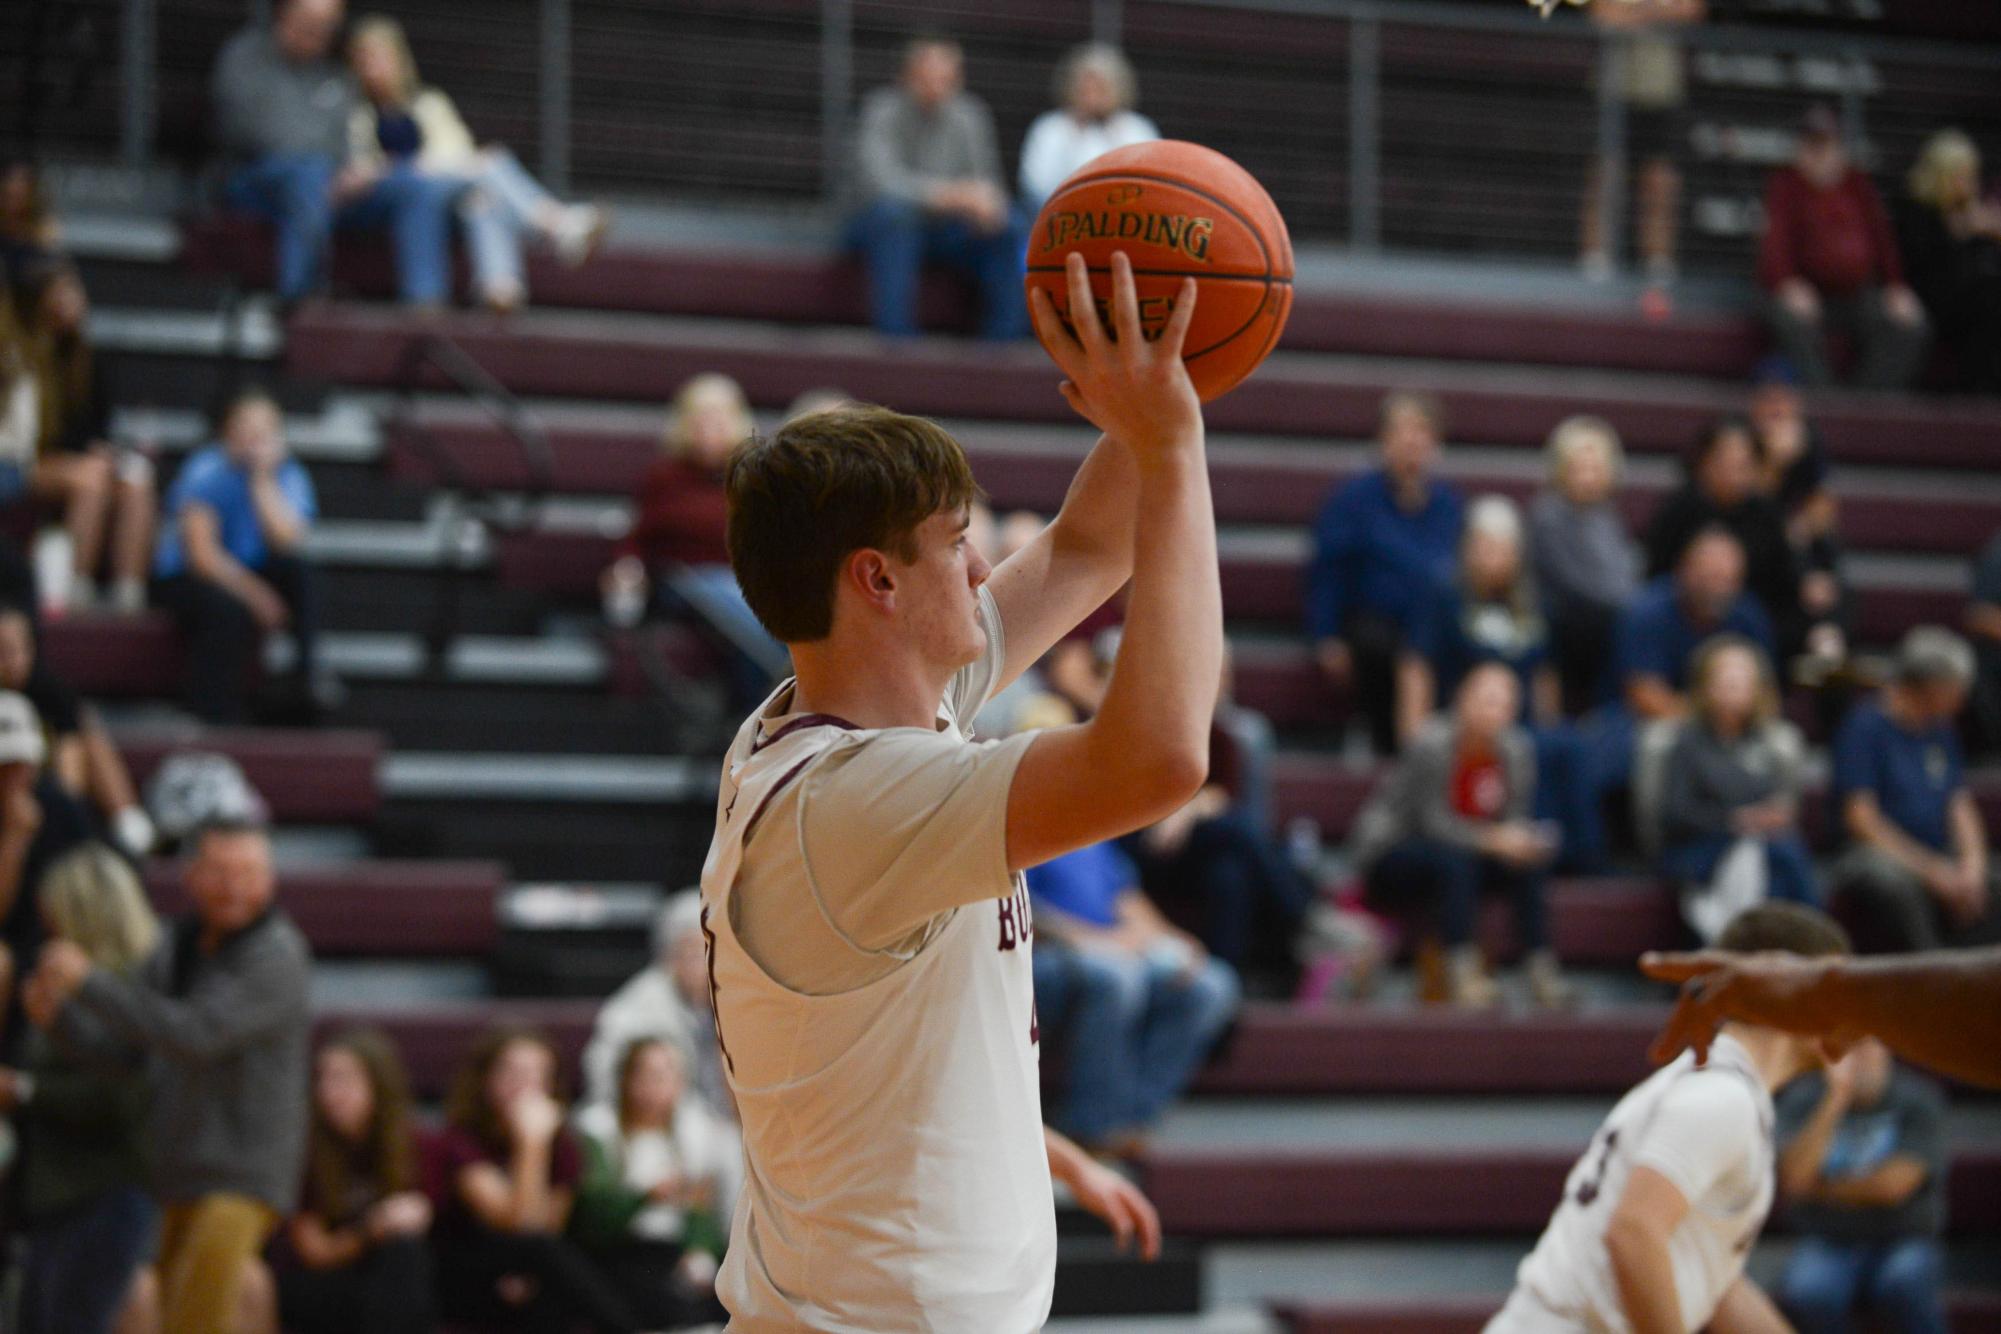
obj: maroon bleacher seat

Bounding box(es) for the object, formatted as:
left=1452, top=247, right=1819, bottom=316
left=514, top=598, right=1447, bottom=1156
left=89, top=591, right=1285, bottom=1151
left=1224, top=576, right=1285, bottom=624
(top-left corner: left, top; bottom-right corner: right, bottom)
left=40, top=613, right=188, bottom=698
left=311, top=999, right=597, bottom=1103
left=143, top=859, right=503, bottom=956
left=116, top=727, right=384, bottom=824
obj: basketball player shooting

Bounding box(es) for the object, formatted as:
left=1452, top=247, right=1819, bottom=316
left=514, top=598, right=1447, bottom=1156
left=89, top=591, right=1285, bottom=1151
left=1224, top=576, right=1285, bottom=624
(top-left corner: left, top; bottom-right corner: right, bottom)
left=699, top=250, right=1215, bottom=1331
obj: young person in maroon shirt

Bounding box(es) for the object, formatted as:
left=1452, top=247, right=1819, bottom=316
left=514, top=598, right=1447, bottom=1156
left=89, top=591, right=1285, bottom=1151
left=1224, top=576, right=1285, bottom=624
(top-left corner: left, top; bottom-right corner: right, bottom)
left=1759, top=105, right=1928, bottom=390
left=599, top=373, right=787, bottom=702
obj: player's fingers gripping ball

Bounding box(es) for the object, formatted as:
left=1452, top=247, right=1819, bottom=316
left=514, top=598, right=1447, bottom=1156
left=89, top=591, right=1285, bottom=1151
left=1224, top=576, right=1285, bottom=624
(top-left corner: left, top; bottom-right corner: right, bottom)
left=1026, top=140, right=1294, bottom=402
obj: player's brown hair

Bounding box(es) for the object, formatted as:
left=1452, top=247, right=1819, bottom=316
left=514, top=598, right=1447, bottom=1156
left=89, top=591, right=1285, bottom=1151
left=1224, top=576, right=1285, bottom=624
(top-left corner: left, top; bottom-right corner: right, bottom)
left=1715, top=902, right=1851, bottom=958
left=725, top=405, right=981, bottom=643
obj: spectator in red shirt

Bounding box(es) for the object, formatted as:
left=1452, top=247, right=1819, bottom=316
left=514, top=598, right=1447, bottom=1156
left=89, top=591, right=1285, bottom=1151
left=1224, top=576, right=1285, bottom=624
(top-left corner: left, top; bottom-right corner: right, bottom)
left=600, top=373, right=786, bottom=701
left=1759, top=105, right=1928, bottom=390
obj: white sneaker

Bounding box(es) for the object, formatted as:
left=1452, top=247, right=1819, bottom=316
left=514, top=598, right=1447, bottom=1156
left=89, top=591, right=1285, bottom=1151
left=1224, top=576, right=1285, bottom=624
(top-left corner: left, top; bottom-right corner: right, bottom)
left=552, top=204, right=608, bottom=267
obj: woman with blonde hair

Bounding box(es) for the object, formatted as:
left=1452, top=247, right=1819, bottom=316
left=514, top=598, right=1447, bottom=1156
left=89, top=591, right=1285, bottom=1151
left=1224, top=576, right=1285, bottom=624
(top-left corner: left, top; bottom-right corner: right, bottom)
left=346, top=15, right=606, bottom=312
left=4, top=843, right=159, bottom=1334
left=1527, top=415, right=1642, bottom=711
left=1019, top=44, right=1160, bottom=205
left=1895, top=128, right=2001, bottom=392
left=600, top=374, right=784, bottom=702
left=1657, top=635, right=1817, bottom=939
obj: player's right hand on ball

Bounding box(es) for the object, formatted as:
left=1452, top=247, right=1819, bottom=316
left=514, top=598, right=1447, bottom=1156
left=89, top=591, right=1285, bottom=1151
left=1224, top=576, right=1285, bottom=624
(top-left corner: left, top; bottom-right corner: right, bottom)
left=1030, top=250, right=1201, bottom=456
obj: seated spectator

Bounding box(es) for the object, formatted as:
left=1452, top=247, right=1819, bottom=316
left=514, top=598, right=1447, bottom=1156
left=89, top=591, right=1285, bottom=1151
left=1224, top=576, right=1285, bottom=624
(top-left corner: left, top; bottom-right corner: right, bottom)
left=212, top=0, right=458, bottom=307
left=1831, top=627, right=2001, bottom=951
left=1, top=156, right=60, bottom=284
left=572, top=1037, right=731, bottom=1329
left=30, top=816, right=311, bottom=1334
left=1018, top=44, right=1159, bottom=206
left=346, top=17, right=605, bottom=313
left=1967, top=529, right=2001, bottom=755
left=1658, top=636, right=1818, bottom=940
left=1028, top=824, right=1240, bottom=1154
left=600, top=373, right=785, bottom=703
left=1748, top=362, right=1849, bottom=673
left=153, top=388, right=330, bottom=724
left=1894, top=129, right=2001, bottom=394
left=582, top=890, right=735, bottom=1130
left=1759, top=104, right=1927, bottom=391
left=1776, top=1038, right=1950, bottom=1334
left=848, top=33, right=1029, bottom=340
left=433, top=1026, right=642, bottom=1333
left=1615, top=527, right=1775, bottom=721
left=2, top=845, right=159, bottom=1334
left=0, top=294, right=38, bottom=512
left=1644, top=417, right=1820, bottom=663
left=1400, top=495, right=1560, bottom=742
left=17, top=259, right=155, bottom=613
left=0, top=691, right=94, bottom=965
left=0, top=602, right=155, bottom=855
left=1348, top=663, right=1567, bottom=1008
left=1528, top=416, right=1643, bottom=713
left=1307, top=391, right=1464, bottom=755
left=277, top=1028, right=435, bottom=1334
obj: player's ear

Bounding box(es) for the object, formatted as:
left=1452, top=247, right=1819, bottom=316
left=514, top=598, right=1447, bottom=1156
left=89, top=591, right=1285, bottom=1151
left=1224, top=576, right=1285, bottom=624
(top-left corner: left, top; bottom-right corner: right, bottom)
left=845, top=548, right=898, bottom=614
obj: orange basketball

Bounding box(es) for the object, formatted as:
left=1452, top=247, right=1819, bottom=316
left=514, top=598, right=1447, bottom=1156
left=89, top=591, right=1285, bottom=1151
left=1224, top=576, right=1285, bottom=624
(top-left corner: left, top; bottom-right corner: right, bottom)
left=1026, top=140, right=1293, bottom=403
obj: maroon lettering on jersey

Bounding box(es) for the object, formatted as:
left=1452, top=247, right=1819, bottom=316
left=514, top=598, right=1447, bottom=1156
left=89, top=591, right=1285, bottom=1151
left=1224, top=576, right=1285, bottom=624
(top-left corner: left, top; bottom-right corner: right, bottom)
left=997, top=877, right=1034, bottom=951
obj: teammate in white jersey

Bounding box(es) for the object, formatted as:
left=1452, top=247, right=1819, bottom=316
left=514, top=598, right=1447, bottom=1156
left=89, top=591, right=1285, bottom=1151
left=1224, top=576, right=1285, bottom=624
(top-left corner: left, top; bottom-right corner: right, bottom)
left=700, top=251, right=1218, bottom=1332
left=1488, top=903, right=1852, bottom=1334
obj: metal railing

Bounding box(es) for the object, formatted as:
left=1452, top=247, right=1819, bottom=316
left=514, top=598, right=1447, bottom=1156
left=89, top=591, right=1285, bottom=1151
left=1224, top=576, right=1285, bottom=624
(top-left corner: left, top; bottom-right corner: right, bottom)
left=72, top=0, right=2001, bottom=276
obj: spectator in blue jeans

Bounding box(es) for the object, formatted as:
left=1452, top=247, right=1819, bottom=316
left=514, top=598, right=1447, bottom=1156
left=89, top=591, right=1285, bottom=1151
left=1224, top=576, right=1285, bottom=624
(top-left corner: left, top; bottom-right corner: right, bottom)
left=1029, top=837, right=1239, bottom=1155
left=1777, top=1037, right=1949, bottom=1334
left=152, top=389, right=328, bottom=723
left=211, top=0, right=458, bottom=306
left=1348, top=663, right=1567, bottom=1008
left=847, top=34, right=1029, bottom=339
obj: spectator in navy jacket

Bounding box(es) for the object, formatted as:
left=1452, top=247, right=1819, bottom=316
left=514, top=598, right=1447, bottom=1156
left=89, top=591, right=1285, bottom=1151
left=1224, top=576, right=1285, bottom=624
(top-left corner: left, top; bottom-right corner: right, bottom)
left=1307, top=391, right=1463, bottom=755
left=1759, top=105, right=1927, bottom=390
left=1832, top=628, right=2001, bottom=951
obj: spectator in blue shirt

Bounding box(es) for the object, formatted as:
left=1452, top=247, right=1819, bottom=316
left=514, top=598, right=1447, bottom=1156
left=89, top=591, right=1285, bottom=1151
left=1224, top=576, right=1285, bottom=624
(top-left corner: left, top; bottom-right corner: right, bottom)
left=152, top=390, right=327, bottom=724
left=1307, top=391, right=1464, bottom=755
left=1832, top=627, right=2001, bottom=951
left=1613, top=527, right=1775, bottom=720
left=1028, top=836, right=1239, bottom=1154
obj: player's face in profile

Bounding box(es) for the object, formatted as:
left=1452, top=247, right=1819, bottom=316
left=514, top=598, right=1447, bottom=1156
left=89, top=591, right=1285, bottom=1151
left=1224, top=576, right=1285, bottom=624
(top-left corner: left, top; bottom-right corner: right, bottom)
left=896, top=506, right=992, bottom=672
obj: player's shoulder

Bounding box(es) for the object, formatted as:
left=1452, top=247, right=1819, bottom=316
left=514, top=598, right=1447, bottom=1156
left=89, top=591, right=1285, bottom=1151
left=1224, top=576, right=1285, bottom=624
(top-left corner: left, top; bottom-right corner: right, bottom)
left=1655, top=1058, right=1765, bottom=1128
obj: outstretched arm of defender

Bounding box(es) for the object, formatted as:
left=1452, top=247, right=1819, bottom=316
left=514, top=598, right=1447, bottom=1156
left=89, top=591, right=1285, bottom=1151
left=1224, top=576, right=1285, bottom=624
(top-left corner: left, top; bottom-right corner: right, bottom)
left=1005, top=252, right=1221, bottom=871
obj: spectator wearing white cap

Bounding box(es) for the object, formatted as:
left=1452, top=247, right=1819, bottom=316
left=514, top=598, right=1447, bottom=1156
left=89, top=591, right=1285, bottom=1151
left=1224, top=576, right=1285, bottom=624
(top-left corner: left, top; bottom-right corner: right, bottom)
left=0, top=690, right=93, bottom=967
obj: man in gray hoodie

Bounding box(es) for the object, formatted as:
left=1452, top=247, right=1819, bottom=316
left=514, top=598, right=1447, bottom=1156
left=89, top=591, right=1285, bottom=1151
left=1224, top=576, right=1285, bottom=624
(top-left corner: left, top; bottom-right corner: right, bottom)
left=212, top=0, right=457, bottom=304
left=33, top=817, right=311, bottom=1334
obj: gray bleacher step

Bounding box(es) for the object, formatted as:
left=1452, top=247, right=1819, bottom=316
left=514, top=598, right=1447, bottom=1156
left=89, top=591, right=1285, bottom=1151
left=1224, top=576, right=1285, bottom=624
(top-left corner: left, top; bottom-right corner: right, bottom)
left=1203, top=1238, right=2001, bottom=1310
left=1151, top=1096, right=2001, bottom=1155
left=383, top=751, right=711, bottom=803
left=113, top=401, right=384, bottom=463
left=291, top=632, right=608, bottom=688
left=90, top=304, right=282, bottom=360
left=310, top=960, right=491, bottom=1007
left=1045, top=1312, right=1278, bottom=1334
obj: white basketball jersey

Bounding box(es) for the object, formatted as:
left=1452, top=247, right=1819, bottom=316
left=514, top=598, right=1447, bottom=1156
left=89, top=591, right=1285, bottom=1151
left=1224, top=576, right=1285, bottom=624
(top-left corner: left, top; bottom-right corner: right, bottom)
left=1488, top=1036, right=1776, bottom=1334
left=699, top=677, right=1054, bottom=1332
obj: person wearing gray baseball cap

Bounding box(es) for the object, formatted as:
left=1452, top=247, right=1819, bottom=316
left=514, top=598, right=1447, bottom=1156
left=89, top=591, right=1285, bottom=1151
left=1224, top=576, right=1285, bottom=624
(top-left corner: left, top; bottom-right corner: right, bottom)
left=1829, top=628, right=2001, bottom=950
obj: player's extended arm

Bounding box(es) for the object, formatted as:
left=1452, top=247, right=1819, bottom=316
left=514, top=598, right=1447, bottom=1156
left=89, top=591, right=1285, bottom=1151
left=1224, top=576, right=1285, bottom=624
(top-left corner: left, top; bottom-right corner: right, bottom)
left=1643, top=947, right=2001, bottom=1089
left=1708, top=1276, right=1794, bottom=1334
left=985, top=433, right=1139, bottom=697
left=1045, top=1126, right=1162, bottom=1261
left=1006, top=253, right=1220, bottom=871
left=1605, top=1166, right=1691, bottom=1334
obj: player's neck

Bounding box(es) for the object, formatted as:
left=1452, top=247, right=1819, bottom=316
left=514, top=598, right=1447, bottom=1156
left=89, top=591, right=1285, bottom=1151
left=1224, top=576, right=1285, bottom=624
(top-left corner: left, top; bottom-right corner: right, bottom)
left=1718, top=1023, right=1811, bottom=1093
left=789, top=640, right=951, bottom=732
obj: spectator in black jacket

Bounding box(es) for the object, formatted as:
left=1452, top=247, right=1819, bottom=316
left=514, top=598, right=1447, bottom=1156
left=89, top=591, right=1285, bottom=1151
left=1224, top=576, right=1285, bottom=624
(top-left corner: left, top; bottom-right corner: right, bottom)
left=1895, top=130, right=2001, bottom=393
left=1748, top=365, right=1850, bottom=674
left=1644, top=417, right=1820, bottom=663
